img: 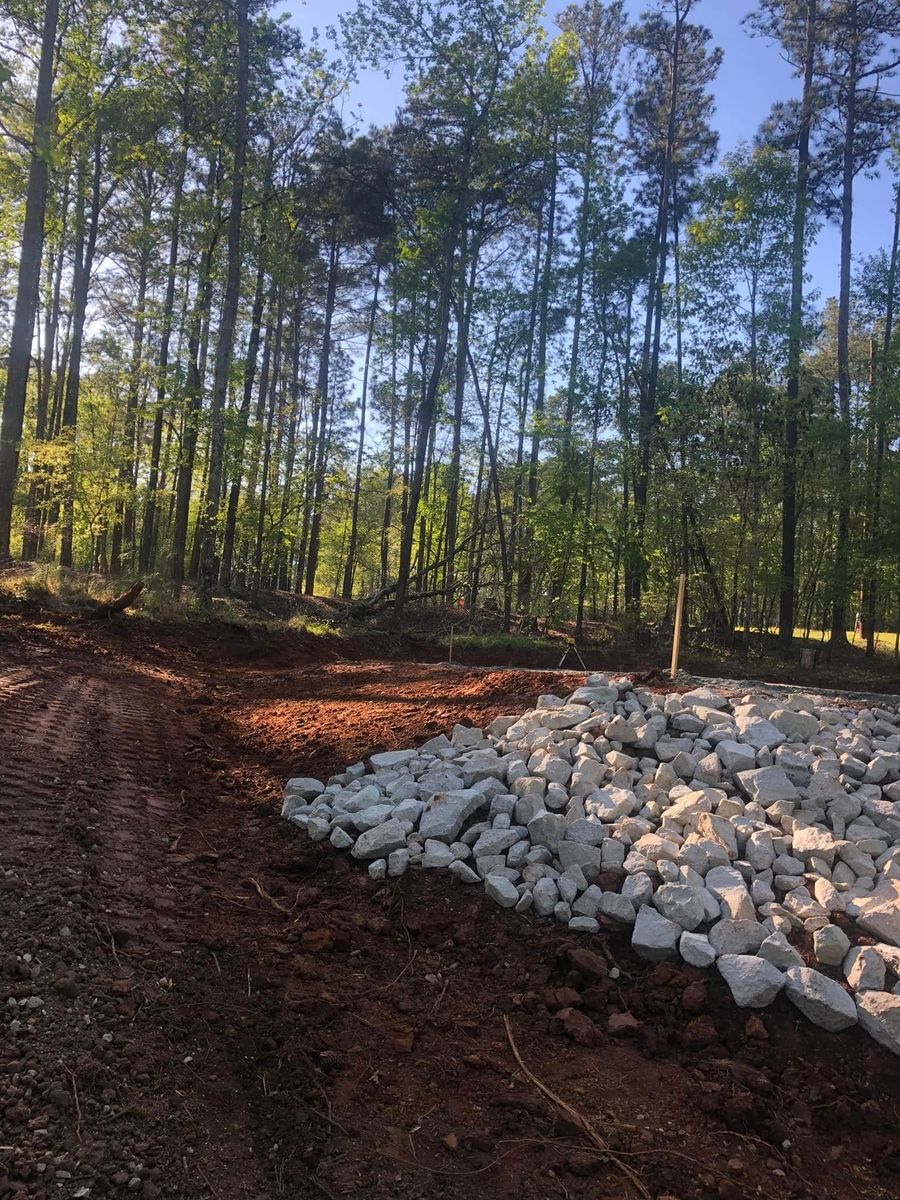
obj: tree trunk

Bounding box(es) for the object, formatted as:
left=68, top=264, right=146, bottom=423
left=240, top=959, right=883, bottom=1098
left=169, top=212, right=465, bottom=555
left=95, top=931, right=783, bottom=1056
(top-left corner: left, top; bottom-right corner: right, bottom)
left=778, top=0, right=817, bottom=649
left=463, top=342, right=510, bottom=620
left=521, top=127, right=559, bottom=615
left=22, top=173, right=68, bottom=561
left=303, top=231, right=340, bottom=595
left=380, top=282, right=399, bottom=588
left=576, top=365, right=604, bottom=638
left=197, top=0, right=249, bottom=608
left=393, top=203, right=460, bottom=619
left=252, top=286, right=285, bottom=600
left=862, top=182, right=898, bottom=655
left=342, top=262, right=381, bottom=598
left=60, top=126, right=104, bottom=568
left=111, top=184, right=152, bottom=574
left=140, top=79, right=190, bottom=571
left=0, top=0, right=59, bottom=563
left=444, top=247, right=467, bottom=604
left=220, top=139, right=274, bottom=588
left=513, top=188, right=545, bottom=612
left=562, top=112, right=595, bottom=498
left=634, top=7, right=683, bottom=615
left=829, top=29, right=858, bottom=649
left=274, top=311, right=303, bottom=589
left=171, top=157, right=219, bottom=594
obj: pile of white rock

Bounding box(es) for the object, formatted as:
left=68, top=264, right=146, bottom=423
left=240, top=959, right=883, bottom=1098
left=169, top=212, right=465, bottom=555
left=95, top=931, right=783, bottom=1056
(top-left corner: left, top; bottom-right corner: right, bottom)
left=282, top=675, right=900, bottom=1053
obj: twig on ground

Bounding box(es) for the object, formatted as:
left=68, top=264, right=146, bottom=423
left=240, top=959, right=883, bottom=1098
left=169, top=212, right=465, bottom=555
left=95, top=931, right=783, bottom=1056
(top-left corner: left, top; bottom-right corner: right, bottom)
left=176, top=821, right=221, bottom=855
left=503, top=1015, right=651, bottom=1200
left=65, top=1066, right=82, bottom=1140
left=431, top=976, right=450, bottom=1013
left=312, top=1105, right=349, bottom=1136
left=369, top=949, right=418, bottom=995
left=376, top=1145, right=520, bottom=1176
left=196, top=1165, right=216, bottom=1196
left=601, top=1145, right=789, bottom=1200
left=103, top=921, right=121, bottom=968
left=98, top=1104, right=137, bottom=1126
left=208, top=891, right=254, bottom=911
left=311, top=1177, right=338, bottom=1200
left=247, top=875, right=292, bottom=914
left=594, top=939, right=630, bottom=977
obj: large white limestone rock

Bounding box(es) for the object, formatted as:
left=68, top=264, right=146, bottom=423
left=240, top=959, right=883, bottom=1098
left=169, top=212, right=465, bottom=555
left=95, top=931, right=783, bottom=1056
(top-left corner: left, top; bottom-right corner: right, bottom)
left=783, top=967, right=858, bottom=1032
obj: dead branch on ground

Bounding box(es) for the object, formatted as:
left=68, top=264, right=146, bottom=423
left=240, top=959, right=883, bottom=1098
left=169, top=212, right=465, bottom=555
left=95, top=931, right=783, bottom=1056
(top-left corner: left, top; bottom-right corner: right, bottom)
left=91, top=578, right=144, bottom=618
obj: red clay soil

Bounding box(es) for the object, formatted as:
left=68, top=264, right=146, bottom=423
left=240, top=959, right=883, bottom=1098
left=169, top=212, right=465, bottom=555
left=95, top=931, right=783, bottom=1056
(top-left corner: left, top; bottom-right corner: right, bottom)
left=1, top=610, right=899, bottom=1200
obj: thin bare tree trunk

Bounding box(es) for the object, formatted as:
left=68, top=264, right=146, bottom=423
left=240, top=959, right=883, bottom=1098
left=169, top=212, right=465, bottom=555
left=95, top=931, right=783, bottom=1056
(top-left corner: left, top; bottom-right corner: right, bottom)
left=862, top=184, right=898, bottom=655
left=60, top=127, right=104, bottom=568
left=0, top=0, right=58, bottom=562
left=139, top=133, right=188, bottom=570
left=303, top=231, right=339, bottom=595
left=779, top=0, right=817, bottom=648
left=253, top=286, right=285, bottom=600
left=829, top=24, right=858, bottom=649
left=111, top=183, right=152, bottom=574
left=197, top=0, right=249, bottom=607
left=171, top=156, right=220, bottom=595
left=22, top=173, right=68, bottom=561
left=342, top=262, right=381, bottom=598
left=220, top=138, right=274, bottom=588
left=380, top=283, right=399, bottom=588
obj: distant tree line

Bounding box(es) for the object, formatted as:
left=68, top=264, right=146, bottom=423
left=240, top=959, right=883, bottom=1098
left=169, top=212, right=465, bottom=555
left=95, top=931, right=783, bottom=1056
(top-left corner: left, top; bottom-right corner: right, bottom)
left=0, top=0, right=897, bottom=654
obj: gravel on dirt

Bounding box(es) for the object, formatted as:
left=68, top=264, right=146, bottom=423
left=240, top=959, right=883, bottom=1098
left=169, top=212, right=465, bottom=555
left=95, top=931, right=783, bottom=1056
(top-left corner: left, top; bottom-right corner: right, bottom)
left=3, top=609, right=900, bottom=1200
left=284, top=674, right=900, bottom=1053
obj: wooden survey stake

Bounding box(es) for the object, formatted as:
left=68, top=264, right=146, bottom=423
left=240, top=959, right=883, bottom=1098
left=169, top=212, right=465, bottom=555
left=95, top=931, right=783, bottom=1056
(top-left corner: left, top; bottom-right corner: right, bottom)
left=670, top=573, right=687, bottom=679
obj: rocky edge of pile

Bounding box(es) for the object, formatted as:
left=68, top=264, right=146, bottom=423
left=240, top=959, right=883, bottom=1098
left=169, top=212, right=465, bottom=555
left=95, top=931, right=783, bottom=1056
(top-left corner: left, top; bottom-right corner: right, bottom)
left=282, top=675, right=900, bottom=1054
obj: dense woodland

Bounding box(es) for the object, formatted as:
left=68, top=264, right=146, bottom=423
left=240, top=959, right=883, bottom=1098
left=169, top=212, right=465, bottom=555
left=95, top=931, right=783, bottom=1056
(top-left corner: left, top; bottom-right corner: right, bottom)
left=0, top=0, right=898, bottom=651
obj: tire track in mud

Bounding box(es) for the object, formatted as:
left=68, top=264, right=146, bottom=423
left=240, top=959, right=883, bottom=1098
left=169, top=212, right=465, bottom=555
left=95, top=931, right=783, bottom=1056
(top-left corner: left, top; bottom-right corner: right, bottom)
left=0, top=664, right=90, bottom=857
left=0, top=648, right=303, bottom=1200
left=0, top=657, right=184, bottom=936
left=2, top=616, right=899, bottom=1200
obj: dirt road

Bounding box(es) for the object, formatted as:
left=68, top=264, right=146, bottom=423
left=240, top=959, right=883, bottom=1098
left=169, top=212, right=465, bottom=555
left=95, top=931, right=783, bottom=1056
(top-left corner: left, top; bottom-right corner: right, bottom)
left=1, top=611, right=899, bottom=1200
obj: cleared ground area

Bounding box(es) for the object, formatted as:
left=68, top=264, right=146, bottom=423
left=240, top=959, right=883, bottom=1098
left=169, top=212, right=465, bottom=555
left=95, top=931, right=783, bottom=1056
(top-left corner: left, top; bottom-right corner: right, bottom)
left=1, top=610, right=899, bottom=1200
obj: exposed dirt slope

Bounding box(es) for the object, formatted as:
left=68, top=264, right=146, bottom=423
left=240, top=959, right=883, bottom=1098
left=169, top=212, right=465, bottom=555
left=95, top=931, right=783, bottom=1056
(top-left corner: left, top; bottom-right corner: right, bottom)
left=1, top=611, right=898, bottom=1200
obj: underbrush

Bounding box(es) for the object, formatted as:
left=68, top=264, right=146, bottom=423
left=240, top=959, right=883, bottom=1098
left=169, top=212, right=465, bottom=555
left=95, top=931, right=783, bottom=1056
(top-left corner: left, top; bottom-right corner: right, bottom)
left=1, top=569, right=897, bottom=691
left=0, top=563, right=113, bottom=610
left=0, top=566, right=317, bottom=632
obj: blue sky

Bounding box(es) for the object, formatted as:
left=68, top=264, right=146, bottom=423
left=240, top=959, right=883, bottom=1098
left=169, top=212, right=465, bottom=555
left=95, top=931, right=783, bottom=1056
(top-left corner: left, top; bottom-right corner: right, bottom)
left=284, top=0, right=899, bottom=305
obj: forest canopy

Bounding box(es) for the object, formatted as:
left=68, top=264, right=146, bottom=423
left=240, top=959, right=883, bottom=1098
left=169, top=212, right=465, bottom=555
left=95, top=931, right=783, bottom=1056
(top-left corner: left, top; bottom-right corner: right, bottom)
left=0, top=0, right=897, bottom=653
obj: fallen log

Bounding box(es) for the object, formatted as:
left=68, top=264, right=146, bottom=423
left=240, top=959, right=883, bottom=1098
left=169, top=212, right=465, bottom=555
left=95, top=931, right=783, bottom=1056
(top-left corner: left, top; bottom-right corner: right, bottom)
left=346, top=527, right=483, bottom=617
left=92, top=579, right=144, bottom=619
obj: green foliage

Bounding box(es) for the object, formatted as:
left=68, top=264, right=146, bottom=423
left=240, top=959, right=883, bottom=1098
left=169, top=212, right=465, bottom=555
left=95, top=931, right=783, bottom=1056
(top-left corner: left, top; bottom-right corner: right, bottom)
left=0, top=0, right=897, bottom=656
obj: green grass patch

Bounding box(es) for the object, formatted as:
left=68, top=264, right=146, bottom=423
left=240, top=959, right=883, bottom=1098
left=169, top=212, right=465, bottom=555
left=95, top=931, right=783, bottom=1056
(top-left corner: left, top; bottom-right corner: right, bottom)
left=737, top=626, right=898, bottom=658
left=0, top=564, right=115, bottom=609
left=286, top=613, right=337, bottom=637
left=442, top=631, right=559, bottom=655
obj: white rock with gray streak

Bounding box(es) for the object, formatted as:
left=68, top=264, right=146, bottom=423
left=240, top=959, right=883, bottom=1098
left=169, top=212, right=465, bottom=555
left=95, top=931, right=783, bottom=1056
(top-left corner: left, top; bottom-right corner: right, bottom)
left=419, top=790, right=487, bottom=843
left=632, top=905, right=680, bottom=960
left=717, top=954, right=786, bottom=1007
left=843, top=946, right=886, bottom=992
left=484, top=875, right=519, bottom=908
left=351, top=818, right=412, bottom=861
left=855, top=991, right=900, bottom=1054
left=783, top=967, right=858, bottom=1031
